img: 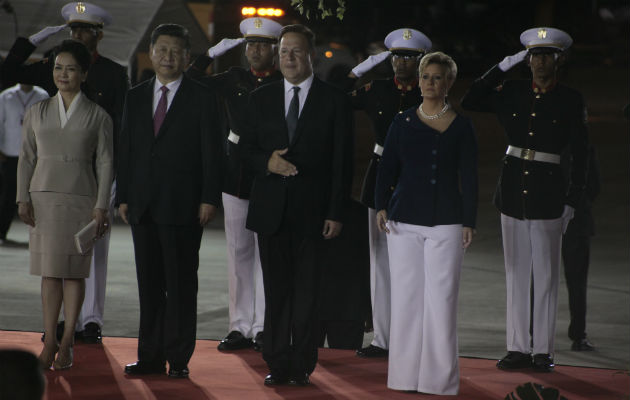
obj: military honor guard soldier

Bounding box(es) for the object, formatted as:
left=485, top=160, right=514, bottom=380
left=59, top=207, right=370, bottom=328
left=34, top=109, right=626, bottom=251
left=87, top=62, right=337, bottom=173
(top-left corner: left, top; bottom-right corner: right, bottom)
left=347, top=28, right=432, bottom=358
left=1, top=1, right=129, bottom=344
left=187, top=17, right=283, bottom=352
left=461, top=27, right=588, bottom=372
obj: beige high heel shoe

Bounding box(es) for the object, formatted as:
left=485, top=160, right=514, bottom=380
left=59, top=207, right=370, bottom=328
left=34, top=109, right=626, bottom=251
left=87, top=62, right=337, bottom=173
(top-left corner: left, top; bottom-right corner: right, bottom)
left=53, top=346, right=73, bottom=370
left=38, top=344, right=59, bottom=370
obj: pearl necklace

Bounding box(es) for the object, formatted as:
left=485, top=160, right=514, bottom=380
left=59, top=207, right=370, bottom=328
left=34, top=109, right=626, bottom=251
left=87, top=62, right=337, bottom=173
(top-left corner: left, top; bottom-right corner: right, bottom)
left=418, top=102, right=449, bottom=120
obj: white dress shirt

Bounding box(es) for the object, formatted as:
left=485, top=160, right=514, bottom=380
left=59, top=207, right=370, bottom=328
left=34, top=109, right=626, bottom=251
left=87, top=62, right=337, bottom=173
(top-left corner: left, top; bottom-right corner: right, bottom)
left=0, top=84, right=48, bottom=156
left=152, top=75, right=183, bottom=116
left=283, top=74, right=314, bottom=118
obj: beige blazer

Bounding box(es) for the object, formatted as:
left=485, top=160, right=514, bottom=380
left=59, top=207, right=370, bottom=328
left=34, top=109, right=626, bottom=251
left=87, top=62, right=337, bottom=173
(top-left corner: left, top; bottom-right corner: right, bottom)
left=17, top=93, right=113, bottom=209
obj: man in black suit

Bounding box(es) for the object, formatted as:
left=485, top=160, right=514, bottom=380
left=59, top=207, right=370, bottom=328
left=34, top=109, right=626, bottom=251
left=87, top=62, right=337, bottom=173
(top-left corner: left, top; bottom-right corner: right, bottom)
left=117, top=24, right=222, bottom=379
left=243, top=24, right=352, bottom=386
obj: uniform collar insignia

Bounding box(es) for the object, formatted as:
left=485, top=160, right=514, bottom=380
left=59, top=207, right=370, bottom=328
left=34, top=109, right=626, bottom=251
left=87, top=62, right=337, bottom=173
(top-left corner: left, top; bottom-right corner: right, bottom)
left=394, top=77, right=417, bottom=92
left=532, top=80, right=557, bottom=94
left=250, top=66, right=275, bottom=78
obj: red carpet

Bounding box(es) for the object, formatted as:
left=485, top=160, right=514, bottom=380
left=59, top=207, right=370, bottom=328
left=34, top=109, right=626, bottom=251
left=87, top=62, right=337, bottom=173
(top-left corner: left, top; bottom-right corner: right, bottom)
left=1, top=330, right=627, bottom=399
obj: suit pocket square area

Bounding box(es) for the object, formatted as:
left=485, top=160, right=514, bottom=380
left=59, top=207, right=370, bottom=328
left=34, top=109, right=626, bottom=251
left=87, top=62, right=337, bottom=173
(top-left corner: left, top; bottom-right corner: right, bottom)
left=74, top=219, right=98, bottom=255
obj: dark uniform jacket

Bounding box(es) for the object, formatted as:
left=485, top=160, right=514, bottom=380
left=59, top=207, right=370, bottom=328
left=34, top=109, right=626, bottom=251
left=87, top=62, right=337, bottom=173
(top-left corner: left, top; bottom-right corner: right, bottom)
left=461, top=65, right=588, bottom=220
left=243, top=77, right=353, bottom=238
left=116, top=76, right=222, bottom=225
left=0, top=37, right=129, bottom=144
left=187, top=54, right=283, bottom=199
left=375, top=109, right=478, bottom=228
left=350, top=78, right=420, bottom=208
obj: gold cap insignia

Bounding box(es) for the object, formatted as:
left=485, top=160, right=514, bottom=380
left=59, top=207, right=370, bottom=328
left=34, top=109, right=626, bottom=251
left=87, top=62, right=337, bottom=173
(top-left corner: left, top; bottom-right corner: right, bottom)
left=537, top=29, right=547, bottom=39
left=75, top=2, right=86, bottom=14
left=402, top=29, right=412, bottom=40
left=254, top=18, right=262, bottom=29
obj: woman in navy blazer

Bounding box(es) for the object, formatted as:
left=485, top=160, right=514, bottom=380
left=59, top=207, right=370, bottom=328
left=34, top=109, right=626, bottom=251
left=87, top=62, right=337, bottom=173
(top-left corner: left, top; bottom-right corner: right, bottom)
left=374, top=52, right=477, bottom=395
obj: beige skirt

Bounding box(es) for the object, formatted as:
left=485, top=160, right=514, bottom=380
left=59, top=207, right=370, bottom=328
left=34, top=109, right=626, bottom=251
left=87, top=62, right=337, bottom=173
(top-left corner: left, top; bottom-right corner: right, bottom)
left=29, top=192, right=95, bottom=279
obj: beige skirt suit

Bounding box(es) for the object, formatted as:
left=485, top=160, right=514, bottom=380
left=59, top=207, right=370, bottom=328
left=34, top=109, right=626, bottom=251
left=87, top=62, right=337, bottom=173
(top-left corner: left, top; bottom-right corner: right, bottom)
left=17, top=92, right=113, bottom=278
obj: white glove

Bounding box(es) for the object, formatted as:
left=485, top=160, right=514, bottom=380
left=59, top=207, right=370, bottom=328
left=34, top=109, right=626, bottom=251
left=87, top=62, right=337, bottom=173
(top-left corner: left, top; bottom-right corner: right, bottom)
left=498, top=50, right=527, bottom=72
left=351, top=50, right=391, bottom=78
left=208, top=38, right=245, bottom=58
left=28, top=25, right=67, bottom=47
left=561, top=205, right=575, bottom=234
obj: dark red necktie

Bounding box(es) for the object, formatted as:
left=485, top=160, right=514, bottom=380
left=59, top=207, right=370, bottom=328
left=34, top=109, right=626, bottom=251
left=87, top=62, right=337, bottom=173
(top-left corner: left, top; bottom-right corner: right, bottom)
left=153, top=86, right=169, bottom=136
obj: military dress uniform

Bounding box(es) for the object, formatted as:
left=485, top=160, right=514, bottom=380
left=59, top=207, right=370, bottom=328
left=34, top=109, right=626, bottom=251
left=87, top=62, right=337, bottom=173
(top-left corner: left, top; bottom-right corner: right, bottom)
left=350, top=28, right=431, bottom=357
left=0, top=2, right=129, bottom=341
left=187, top=17, right=283, bottom=349
left=461, top=28, right=588, bottom=366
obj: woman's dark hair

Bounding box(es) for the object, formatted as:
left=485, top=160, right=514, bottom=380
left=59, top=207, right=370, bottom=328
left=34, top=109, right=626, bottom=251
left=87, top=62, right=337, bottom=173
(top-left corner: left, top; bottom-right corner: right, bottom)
left=54, top=39, right=91, bottom=72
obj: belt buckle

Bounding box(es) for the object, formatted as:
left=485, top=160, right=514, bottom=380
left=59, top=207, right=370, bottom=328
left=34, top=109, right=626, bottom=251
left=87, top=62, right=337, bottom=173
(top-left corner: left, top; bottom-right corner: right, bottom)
left=521, top=148, right=535, bottom=161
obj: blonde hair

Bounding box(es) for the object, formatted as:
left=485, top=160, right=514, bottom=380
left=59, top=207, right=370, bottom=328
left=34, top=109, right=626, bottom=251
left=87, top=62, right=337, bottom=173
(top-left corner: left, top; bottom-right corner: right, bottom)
left=419, top=51, right=458, bottom=84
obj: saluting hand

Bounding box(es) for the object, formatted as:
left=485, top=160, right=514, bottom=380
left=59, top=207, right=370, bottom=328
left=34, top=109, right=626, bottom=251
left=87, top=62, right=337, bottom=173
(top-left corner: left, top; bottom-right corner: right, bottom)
left=208, top=38, right=245, bottom=58
left=267, top=148, right=298, bottom=177
left=28, top=24, right=66, bottom=46
left=376, top=210, right=389, bottom=233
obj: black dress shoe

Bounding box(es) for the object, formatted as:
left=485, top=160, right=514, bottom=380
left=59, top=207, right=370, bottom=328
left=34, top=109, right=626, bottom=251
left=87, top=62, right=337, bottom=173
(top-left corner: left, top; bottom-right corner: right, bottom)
left=496, top=351, right=532, bottom=370
left=264, top=372, right=289, bottom=386
left=82, top=322, right=102, bottom=344
left=168, top=367, right=190, bottom=379
left=124, top=361, right=166, bottom=375
left=253, top=331, right=263, bottom=352
left=532, top=353, right=554, bottom=372
left=217, top=331, right=253, bottom=351
left=288, top=373, right=310, bottom=386
left=571, top=338, right=595, bottom=351
left=356, top=344, right=388, bottom=358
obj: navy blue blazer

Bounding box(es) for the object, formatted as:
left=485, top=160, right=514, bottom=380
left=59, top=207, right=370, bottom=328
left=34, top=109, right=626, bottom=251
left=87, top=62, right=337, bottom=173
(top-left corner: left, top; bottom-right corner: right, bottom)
left=375, top=108, right=478, bottom=228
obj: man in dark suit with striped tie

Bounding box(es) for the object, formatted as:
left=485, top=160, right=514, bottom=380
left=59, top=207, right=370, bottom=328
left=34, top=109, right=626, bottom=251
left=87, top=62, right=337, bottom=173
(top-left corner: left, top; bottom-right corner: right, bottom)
left=117, top=23, right=222, bottom=379
left=243, top=24, right=353, bottom=386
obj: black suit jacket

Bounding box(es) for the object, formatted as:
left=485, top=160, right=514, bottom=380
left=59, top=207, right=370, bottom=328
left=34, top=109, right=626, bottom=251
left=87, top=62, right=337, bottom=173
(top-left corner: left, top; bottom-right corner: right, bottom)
left=243, top=77, right=353, bottom=238
left=116, top=75, right=222, bottom=225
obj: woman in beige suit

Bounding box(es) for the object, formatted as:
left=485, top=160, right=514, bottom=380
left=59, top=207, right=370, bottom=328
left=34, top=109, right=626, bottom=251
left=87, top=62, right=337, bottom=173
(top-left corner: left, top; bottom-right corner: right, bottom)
left=17, top=40, right=113, bottom=370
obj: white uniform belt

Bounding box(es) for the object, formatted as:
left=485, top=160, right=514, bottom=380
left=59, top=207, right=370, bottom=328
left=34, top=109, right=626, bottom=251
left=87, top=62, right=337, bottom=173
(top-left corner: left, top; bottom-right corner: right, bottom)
left=506, top=145, right=560, bottom=164
left=228, top=130, right=240, bottom=144
left=374, top=143, right=384, bottom=156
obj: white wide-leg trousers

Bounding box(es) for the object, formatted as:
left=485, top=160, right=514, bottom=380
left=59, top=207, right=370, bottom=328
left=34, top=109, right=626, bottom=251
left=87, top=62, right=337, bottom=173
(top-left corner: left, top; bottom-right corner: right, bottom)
left=387, top=221, right=463, bottom=395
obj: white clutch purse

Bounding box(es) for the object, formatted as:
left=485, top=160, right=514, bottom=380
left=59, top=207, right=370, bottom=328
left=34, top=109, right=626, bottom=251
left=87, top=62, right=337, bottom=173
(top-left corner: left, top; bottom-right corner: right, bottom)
left=74, top=220, right=98, bottom=255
